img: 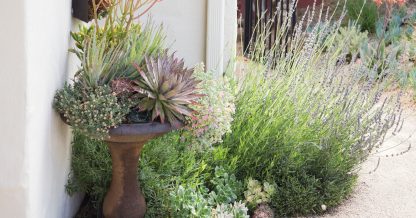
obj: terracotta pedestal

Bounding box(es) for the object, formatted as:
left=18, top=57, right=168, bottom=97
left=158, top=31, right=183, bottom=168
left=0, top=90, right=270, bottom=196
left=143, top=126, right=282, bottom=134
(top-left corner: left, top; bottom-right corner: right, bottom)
left=102, top=123, right=177, bottom=218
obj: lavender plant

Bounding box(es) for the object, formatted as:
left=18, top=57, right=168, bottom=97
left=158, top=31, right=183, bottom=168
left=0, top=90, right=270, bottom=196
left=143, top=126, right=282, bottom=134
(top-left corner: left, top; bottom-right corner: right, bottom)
left=220, top=2, right=402, bottom=215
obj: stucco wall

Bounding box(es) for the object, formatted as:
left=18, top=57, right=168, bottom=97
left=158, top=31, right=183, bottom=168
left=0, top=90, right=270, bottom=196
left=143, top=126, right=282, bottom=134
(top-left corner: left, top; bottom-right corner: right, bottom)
left=0, top=0, right=82, bottom=217
left=224, top=0, right=238, bottom=69
left=146, top=0, right=207, bottom=67
left=0, top=0, right=28, bottom=217
left=25, top=0, right=83, bottom=215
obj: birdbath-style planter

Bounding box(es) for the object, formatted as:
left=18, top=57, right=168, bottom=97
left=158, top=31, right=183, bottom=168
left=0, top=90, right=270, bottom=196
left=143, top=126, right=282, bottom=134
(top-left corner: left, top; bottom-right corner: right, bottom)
left=102, top=122, right=180, bottom=218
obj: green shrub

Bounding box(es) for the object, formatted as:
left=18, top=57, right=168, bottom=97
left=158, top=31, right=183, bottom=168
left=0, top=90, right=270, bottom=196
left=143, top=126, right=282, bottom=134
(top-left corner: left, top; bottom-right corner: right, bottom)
left=218, top=7, right=401, bottom=216
left=346, top=0, right=378, bottom=33
left=67, top=130, right=211, bottom=217
left=66, top=132, right=111, bottom=208
left=67, top=130, right=249, bottom=217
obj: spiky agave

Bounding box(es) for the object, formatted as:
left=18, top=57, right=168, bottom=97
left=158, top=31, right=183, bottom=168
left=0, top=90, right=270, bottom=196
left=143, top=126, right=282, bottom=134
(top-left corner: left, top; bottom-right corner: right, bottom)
left=133, top=53, right=201, bottom=127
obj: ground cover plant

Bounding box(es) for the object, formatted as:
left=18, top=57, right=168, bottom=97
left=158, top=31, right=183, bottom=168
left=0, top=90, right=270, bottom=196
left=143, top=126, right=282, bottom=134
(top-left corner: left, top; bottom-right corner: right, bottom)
left=67, top=1, right=405, bottom=217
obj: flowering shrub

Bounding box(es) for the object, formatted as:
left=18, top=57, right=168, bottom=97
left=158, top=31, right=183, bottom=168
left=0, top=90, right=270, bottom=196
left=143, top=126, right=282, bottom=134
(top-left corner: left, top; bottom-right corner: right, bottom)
left=185, top=64, right=235, bottom=149
left=53, top=83, right=131, bottom=139
left=219, top=5, right=402, bottom=216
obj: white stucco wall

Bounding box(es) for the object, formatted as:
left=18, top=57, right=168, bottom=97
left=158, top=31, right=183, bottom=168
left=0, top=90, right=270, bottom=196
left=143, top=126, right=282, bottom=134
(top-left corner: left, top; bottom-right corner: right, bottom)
left=224, top=0, right=238, bottom=70
left=146, top=0, right=207, bottom=67
left=0, top=0, right=82, bottom=217
left=0, top=0, right=28, bottom=217
left=146, top=0, right=237, bottom=72
left=25, top=0, right=83, bottom=216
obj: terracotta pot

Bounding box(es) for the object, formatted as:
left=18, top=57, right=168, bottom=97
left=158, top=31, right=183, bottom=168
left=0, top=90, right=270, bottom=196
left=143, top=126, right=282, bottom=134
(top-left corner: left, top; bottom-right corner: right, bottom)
left=103, top=123, right=179, bottom=218
left=297, top=0, right=323, bottom=8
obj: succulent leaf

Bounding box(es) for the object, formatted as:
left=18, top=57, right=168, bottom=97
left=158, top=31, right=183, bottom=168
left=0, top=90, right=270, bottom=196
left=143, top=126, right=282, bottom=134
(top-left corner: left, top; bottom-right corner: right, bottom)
left=133, top=53, right=201, bottom=126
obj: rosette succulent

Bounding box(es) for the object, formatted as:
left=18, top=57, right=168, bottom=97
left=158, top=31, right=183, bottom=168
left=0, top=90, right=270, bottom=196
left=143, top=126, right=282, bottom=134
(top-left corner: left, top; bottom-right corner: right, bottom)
left=133, top=53, right=201, bottom=127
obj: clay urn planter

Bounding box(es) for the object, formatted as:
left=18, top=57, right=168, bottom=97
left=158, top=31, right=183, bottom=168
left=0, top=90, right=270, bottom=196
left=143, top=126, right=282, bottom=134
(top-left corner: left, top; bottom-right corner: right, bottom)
left=102, top=122, right=181, bottom=218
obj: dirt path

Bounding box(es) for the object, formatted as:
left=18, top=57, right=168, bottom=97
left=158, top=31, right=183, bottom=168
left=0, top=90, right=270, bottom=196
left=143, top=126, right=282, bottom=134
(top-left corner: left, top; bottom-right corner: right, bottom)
left=321, top=108, right=416, bottom=218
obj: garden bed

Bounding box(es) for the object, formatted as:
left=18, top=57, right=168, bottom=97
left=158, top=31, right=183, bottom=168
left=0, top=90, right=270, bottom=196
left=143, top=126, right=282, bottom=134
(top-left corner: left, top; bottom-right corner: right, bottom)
left=64, top=1, right=416, bottom=217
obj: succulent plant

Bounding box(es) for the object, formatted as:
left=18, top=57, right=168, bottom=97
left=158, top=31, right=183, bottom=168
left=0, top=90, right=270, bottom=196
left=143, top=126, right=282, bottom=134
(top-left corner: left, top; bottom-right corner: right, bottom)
left=133, top=53, right=201, bottom=127
left=244, top=178, right=276, bottom=209
left=53, top=83, right=132, bottom=140
left=334, top=23, right=369, bottom=57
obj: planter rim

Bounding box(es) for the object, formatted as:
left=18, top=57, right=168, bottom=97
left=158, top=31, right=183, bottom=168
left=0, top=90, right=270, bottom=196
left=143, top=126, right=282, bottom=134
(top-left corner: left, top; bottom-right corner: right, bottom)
left=59, top=113, right=182, bottom=142
left=109, top=122, right=179, bottom=137
left=106, top=122, right=183, bottom=143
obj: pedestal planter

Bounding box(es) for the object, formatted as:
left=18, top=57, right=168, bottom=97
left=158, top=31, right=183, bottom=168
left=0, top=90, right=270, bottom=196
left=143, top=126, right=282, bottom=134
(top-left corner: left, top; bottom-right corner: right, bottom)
left=103, top=122, right=179, bottom=218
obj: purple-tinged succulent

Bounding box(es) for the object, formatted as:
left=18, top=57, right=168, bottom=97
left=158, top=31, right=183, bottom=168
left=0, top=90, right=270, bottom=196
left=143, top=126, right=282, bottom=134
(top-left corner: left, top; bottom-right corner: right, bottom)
left=133, top=53, right=201, bottom=127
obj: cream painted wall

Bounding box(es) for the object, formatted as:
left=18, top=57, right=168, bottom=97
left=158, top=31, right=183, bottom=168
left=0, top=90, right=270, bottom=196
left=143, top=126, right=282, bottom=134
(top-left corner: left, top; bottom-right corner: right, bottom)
left=145, top=0, right=207, bottom=67
left=224, top=0, right=238, bottom=70
left=24, top=0, right=83, bottom=216
left=0, top=0, right=82, bottom=217
left=0, top=0, right=29, bottom=217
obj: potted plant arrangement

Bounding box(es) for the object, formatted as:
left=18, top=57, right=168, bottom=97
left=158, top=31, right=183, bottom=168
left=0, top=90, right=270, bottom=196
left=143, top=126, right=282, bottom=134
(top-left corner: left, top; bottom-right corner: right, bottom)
left=54, top=0, right=201, bottom=217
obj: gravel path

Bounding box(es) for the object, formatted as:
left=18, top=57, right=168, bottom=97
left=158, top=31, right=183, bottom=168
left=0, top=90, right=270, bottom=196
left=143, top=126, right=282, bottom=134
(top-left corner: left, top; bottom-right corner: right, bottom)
left=321, top=108, right=416, bottom=218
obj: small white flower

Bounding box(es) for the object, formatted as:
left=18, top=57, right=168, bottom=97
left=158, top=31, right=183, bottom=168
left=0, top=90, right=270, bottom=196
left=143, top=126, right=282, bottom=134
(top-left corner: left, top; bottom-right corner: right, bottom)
left=321, top=204, right=327, bottom=211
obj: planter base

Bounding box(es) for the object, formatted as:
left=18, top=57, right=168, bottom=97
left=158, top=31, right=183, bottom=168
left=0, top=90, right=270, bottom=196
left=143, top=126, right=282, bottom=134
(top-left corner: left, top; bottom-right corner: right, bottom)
left=103, top=142, right=146, bottom=218
left=102, top=123, right=179, bottom=218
